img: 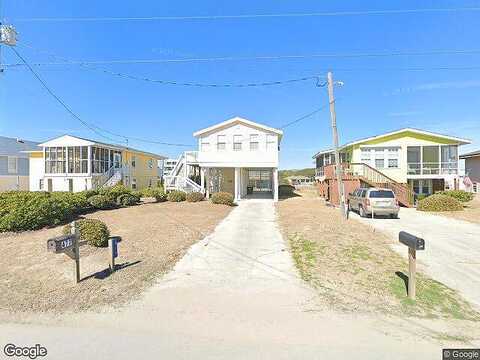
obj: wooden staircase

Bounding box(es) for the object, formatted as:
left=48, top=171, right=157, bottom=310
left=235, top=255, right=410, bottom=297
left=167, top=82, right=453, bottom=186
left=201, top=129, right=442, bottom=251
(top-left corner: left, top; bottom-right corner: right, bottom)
left=335, top=163, right=415, bottom=207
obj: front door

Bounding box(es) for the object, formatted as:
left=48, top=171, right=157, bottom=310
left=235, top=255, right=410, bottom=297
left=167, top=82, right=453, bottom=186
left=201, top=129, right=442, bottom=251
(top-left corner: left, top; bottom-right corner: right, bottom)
left=47, top=178, right=53, bottom=192
left=68, top=179, right=73, bottom=192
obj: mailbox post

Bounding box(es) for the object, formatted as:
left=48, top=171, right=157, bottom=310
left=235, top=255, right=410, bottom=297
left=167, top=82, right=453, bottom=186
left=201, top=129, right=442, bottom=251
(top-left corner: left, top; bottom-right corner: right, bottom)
left=399, top=231, right=425, bottom=300
left=47, top=221, right=81, bottom=284
left=109, top=237, right=120, bottom=272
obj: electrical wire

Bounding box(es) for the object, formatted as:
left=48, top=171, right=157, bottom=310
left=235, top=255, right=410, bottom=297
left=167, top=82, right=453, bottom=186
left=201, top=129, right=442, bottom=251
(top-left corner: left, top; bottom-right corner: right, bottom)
left=8, top=46, right=194, bottom=147
left=13, top=42, right=327, bottom=88
left=8, top=7, right=480, bottom=22
left=279, top=101, right=333, bottom=129
left=4, top=48, right=480, bottom=68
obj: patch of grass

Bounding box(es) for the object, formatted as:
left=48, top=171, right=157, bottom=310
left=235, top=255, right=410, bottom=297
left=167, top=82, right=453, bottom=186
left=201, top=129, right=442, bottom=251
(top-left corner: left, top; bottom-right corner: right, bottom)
left=342, top=245, right=372, bottom=261
left=289, top=233, right=317, bottom=282
left=388, top=273, right=480, bottom=321
left=431, top=332, right=473, bottom=343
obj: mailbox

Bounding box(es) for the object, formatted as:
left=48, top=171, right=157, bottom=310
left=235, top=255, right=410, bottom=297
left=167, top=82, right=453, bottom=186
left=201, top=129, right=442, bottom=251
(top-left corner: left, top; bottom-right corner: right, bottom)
left=47, top=234, right=76, bottom=253
left=399, top=231, right=425, bottom=251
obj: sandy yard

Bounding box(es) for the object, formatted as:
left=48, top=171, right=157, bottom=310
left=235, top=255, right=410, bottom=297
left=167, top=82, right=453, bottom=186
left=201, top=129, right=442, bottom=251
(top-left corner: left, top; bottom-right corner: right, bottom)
left=431, top=194, right=480, bottom=224
left=0, top=201, right=231, bottom=316
left=276, top=191, right=479, bottom=321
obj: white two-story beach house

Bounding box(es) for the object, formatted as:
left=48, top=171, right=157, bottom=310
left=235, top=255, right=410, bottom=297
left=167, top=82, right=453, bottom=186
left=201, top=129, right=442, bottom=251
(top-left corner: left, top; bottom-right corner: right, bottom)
left=165, top=117, right=283, bottom=201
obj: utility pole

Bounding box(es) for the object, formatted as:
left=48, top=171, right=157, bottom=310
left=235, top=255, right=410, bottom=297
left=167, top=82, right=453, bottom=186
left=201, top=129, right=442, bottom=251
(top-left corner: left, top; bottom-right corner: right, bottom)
left=327, top=71, right=346, bottom=219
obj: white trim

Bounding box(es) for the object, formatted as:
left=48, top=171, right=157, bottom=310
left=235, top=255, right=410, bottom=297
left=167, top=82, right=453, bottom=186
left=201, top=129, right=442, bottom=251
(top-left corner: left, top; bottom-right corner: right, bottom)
left=193, top=116, right=283, bottom=138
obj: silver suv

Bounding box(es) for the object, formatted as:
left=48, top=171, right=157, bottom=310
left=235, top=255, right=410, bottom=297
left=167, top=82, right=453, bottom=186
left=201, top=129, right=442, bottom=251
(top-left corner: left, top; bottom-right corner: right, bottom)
left=347, top=187, right=399, bottom=218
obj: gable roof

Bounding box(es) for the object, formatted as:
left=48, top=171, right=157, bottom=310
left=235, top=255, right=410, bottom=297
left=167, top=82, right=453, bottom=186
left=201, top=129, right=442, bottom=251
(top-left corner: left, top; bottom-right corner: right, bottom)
left=193, top=116, right=283, bottom=138
left=0, top=136, right=40, bottom=157
left=313, top=128, right=471, bottom=159
left=38, top=135, right=166, bottom=159
left=460, top=149, right=480, bottom=159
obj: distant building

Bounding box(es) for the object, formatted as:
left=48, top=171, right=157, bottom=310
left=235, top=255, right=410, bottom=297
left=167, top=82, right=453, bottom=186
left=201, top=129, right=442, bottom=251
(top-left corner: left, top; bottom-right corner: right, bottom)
left=286, top=175, right=315, bottom=187
left=0, top=135, right=39, bottom=191
left=460, top=149, right=480, bottom=193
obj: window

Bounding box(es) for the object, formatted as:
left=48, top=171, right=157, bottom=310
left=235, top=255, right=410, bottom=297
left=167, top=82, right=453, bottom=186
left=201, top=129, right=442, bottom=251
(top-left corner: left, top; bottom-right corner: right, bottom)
left=250, top=134, right=259, bottom=151
left=67, top=146, right=88, bottom=173
left=132, top=178, right=137, bottom=190
left=148, top=159, right=153, bottom=169
left=369, top=190, right=395, bottom=198
left=45, top=147, right=66, bottom=173
left=233, top=135, right=242, bottom=151
left=91, top=147, right=109, bottom=174
left=39, top=179, right=44, bottom=190
left=201, top=141, right=210, bottom=151
left=375, top=158, right=385, bottom=168
left=131, top=155, right=136, bottom=168
left=388, top=159, right=399, bottom=168
left=361, top=149, right=371, bottom=163
left=266, top=134, right=276, bottom=150
left=217, top=135, right=226, bottom=151
left=7, top=156, right=17, bottom=174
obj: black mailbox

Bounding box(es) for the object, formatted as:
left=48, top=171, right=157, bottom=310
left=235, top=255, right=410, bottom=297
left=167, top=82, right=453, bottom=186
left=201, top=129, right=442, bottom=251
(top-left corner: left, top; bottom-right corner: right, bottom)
left=47, top=234, right=76, bottom=253
left=399, top=231, right=425, bottom=250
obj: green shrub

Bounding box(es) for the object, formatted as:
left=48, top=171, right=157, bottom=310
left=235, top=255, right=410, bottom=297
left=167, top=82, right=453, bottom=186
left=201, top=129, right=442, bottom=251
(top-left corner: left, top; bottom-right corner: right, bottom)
left=83, top=189, right=98, bottom=199
left=437, top=190, right=474, bottom=203
left=167, top=190, right=186, bottom=202
left=278, top=184, right=295, bottom=197
left=88, top=194, right=116, bottom=210
left=211, top=192, right=234, bottom=206
left=63, top=219, right=110, bottom=247
left=98, top=184, right=131, bottom=202
left=139, top=187, right=167, bottom=202
left=417, top=194, right=463, bottom=212
left=186, top=192, right=204, bottom=202
left=416, top=194, right=429, bottom=202
left=0, top=191, right=89, bottom=232
left=116, top=193, right=139, bottom=206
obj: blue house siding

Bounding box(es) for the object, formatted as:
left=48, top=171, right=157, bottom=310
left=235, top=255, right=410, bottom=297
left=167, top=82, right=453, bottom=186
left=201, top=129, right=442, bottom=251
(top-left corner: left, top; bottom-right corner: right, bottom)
left=0, top=136, right=40, bottom=177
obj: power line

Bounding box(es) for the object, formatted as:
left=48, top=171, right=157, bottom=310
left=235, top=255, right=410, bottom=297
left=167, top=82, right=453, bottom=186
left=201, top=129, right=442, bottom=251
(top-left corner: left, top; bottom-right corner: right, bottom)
left=13, top=43, right=327, bottom=88
left=8, top=46, right=194, bottom=147
left=4, top=48, right=480, bottom=68
left=279, top=101, right=333, bottom=129
left=8, top=7, right=480, bottom=22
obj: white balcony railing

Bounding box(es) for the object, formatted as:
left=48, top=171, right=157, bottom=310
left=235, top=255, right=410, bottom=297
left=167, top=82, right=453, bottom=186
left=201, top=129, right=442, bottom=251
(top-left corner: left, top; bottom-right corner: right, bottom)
left=407, top=162, right=458, bottom=175
left=315, top=167, right=325, bottom=177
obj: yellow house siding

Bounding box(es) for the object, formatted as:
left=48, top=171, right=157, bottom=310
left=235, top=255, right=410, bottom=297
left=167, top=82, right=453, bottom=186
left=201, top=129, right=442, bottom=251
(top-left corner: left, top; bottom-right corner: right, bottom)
left=121, top=150, right=160, bottom=190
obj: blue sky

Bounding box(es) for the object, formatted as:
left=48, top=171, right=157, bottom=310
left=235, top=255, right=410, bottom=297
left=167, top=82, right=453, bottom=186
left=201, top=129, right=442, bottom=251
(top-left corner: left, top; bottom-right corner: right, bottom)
left=1, top=0, right=479, bottom=169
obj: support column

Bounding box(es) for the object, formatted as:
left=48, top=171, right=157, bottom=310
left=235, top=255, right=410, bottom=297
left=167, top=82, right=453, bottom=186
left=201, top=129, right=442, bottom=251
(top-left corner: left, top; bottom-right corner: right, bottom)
left=273, top=168, right=279, bottom=202
left=205, top=168, right=210, bottom=198
left=200, top=167, right=205, bottom=193
left=234, top=167, right=240, bottom=202
left=87, top=146, right=92, bottom=176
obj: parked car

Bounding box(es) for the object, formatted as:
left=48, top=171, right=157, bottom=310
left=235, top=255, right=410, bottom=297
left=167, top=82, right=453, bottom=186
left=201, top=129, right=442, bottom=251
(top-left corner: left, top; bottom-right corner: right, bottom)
left=347, top=187, right=399, bottom=218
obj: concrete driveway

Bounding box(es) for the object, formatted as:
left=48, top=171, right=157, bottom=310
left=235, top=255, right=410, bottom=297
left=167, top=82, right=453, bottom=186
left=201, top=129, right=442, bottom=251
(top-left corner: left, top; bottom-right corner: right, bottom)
left=0, top=201, right=466, bottom=359
left=350, top=207, right=480, bottom=308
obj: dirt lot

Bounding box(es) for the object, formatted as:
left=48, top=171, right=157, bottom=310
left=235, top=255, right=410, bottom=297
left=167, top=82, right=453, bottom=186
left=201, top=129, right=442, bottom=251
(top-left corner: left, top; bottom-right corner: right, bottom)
left=433, top=194, right=480, bottom=224
left=0, top=201, right=231, bottom=316
left=276, top=192, right=479, bottom=321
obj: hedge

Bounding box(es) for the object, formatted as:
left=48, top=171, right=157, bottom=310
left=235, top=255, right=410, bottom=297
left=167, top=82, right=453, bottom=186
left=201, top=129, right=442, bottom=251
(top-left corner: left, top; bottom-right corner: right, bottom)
left=0, top=191, right=91, bottom=232
left=140, top=187, right=167, bottom=202
left=417, top=194, right=463, bottom=212
left=186, top=192, right=204, bottom=202
left=167, top=190, right=187, bottom=202
left=437, top=190, right=474, bottom=203
left=211, top=192, right=235, bottom=206
left=88, top=194, right=116, bottom=210
left=116, top=193, right=139, bottom=207
left=98, top=184, right=132, bottom=202
left=63, top=219, right=110, bottom=247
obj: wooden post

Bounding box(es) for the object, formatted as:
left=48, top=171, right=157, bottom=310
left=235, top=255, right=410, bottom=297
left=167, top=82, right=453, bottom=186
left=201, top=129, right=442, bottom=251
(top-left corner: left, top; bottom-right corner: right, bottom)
left=408, top=247, right=416, bottom=299
left=70, top=222, right=80, bottom=284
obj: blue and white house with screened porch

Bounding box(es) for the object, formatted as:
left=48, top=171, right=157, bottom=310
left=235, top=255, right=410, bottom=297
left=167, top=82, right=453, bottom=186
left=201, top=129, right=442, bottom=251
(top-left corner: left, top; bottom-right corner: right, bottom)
left=165, top=117, right=283, bottom=202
